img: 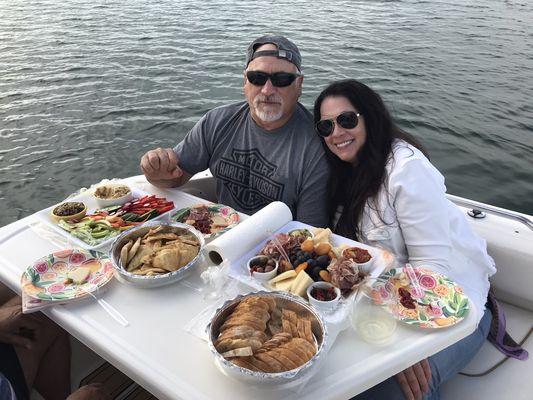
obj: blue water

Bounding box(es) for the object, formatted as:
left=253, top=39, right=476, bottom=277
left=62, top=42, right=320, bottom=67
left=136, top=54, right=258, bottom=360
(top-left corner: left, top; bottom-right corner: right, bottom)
left=1, top=0, right=532, bottom=226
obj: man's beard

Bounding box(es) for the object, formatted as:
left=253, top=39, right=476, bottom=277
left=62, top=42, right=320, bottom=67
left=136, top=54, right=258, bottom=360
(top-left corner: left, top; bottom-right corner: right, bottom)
left=252, top=94, right=284, bottom=122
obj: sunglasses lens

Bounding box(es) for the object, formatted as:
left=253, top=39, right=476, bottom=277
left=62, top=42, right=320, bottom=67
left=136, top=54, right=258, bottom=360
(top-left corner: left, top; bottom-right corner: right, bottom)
left=247, top=71, right=298, bottom=87
left=337, top=112, right=358, bottom=129
left=246, top=71, right=268, bottom=86
left=315, top=120, right=334, bottom=137
left=270, top=73, right=297, bottom=87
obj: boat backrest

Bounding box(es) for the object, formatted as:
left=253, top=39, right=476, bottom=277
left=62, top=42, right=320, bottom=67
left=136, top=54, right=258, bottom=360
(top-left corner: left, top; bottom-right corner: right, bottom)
left=453, top=202, right=533, bottom=311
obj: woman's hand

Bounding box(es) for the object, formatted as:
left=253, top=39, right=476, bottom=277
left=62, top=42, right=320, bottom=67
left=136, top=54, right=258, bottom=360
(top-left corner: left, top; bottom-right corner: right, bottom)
left=395, top=358, right=432, bottom=400
left=0, top=298, right=39, bottom=349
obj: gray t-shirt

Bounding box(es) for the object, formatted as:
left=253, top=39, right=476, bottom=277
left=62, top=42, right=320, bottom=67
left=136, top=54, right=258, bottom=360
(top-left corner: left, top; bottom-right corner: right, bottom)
left=174, top=101, right=330, bottom=227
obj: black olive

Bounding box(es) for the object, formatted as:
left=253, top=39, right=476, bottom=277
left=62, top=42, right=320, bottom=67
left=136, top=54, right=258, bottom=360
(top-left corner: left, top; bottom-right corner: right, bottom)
left=311, top=266, right=322, bottom=280
left=307, top=259, right=317, bottom=268
left=316, top=255, right=330, bottom=266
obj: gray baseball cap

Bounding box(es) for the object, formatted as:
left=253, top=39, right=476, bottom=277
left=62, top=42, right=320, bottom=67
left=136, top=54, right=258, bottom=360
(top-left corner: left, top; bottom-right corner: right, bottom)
left=245, top=35, right=302, bottom=71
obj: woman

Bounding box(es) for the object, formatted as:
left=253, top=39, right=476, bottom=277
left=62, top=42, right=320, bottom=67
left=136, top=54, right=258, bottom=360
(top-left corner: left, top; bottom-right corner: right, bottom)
left=313, top=79, right=496, bottom=400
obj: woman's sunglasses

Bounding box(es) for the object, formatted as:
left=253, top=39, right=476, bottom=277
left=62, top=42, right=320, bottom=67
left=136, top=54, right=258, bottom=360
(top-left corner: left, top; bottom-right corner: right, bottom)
left=246, top=71, right=301, bottom=87
left=315, top=111, right=361, bottom=137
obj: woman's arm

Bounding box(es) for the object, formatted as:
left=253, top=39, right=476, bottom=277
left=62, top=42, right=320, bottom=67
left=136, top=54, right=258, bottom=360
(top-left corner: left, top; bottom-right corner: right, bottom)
left=389, top=154, right=452, bottom=273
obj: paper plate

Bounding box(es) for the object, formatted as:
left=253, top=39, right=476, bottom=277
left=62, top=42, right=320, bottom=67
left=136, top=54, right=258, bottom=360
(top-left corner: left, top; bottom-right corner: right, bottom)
left=171, top=203, right=239, bottom=239
left=21, top=249, right=114, bottom=301
left=371, top=267, right=469, bottom=329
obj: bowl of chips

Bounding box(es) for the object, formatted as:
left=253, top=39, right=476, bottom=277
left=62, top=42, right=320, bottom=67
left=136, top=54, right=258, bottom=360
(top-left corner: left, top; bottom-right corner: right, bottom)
left=110, top=222, right=204, bottom=288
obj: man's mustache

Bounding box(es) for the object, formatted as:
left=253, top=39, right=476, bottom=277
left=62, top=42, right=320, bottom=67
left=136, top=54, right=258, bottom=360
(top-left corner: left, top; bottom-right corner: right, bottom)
left=254, top=94, right=283, bottom=104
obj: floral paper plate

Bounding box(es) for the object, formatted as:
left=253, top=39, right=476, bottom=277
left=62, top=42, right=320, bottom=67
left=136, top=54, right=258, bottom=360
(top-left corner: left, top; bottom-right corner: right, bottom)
left=21, top=249, right=114, bottom=301
left=370, top=267, right=469, bottom=329
left=171, top=203, right=239, bottom=239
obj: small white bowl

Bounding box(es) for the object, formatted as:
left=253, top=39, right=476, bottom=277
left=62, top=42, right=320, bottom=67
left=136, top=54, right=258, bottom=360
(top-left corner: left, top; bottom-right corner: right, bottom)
left=355, top=259, right=373, bottom=275
left=342, top=247, right=374, bottom=274
left=307, top=282, right=341, bottom=312
left=247, top=256, right=278, bottom=282
left=93, top=184, right=133, bottom=208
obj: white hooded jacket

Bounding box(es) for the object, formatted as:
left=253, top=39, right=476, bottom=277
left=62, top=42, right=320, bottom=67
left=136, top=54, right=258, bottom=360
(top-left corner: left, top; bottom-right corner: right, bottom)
left=340, top=140, right=496, bottom=324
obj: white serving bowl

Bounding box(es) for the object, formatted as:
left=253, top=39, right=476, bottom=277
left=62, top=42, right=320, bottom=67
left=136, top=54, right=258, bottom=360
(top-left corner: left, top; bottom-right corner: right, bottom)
left=247, top=255, right=278, bottom=282
left=306, top=282, right=341, bottom=312
left=110, top=221, right=204, bottom=288
left=93, top=184, right=133, bottom=208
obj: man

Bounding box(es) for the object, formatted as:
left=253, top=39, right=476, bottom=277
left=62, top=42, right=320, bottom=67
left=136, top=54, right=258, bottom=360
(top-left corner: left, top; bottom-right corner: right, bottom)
left=0, top=296, right=111, bottom=400
left=140, top=35, right=330, bottom=226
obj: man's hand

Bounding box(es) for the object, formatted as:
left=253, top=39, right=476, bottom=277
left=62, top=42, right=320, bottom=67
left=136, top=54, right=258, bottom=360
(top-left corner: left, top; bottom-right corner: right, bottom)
left=66, top=384, right=111, bottom=400
left=395, top=359, right=432, bottom=400
left=140, top=148, right=184, bottom=187
left=0, top=299, right=39, bottom=349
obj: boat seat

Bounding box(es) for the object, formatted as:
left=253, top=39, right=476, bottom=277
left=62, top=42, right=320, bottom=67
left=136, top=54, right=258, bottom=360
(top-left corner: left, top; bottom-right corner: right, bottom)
left=441, top=301, right=533, bottom=400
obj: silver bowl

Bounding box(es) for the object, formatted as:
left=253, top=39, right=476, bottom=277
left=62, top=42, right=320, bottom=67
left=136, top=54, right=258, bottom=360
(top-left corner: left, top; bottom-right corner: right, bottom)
left=207, top=291, right=327, bottom=384
left=110, top=221, right=205, bottom=288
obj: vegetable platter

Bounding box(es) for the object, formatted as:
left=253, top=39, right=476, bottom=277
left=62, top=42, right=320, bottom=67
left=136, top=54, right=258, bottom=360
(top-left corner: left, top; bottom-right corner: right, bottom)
left=34, top=186, right=175, bottom=250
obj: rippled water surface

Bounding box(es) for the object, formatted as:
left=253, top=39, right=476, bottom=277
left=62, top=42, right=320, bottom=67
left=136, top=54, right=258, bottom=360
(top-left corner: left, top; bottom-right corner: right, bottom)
left=1, top=0, right=532, bottom=226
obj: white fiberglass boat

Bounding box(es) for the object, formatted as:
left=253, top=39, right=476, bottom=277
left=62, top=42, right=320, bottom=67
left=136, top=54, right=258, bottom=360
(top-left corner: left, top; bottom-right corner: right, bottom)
left=1, top=172, right=531, bottom=400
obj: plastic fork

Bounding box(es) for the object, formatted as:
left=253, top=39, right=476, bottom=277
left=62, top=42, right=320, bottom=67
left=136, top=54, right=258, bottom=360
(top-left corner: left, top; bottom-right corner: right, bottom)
left=405, top=263, right=423, bottom=297
left=79, top=284, right=129, bottom=327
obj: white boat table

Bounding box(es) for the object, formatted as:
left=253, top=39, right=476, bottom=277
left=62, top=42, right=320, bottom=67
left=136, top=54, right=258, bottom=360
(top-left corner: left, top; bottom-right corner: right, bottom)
left=0, top=177, right=478, bottom=400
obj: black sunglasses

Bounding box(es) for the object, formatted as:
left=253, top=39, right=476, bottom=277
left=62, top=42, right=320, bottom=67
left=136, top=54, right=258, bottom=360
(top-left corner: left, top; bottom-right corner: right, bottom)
left=246, top=71, right=301, bottom=87
left=315, top=111, right=361, bottom=137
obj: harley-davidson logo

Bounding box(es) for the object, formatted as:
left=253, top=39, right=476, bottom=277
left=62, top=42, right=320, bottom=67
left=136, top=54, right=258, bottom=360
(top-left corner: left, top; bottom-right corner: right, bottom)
left=215, top=148, right=284, bottom=211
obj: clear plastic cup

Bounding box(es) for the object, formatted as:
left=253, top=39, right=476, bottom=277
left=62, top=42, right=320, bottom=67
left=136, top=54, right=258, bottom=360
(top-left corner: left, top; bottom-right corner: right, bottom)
left=350, top=284, right=397, bottom=346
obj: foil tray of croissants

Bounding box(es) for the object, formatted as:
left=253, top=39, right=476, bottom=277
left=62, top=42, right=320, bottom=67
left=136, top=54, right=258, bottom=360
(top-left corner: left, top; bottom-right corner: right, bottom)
left=208, top=292, right=326, bottom=378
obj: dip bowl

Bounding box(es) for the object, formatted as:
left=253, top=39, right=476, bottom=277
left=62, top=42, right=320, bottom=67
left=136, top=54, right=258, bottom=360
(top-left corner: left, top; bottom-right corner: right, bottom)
left=93, top=183, right=133, bottom=208
left=50, top=202, right=87, bottom=222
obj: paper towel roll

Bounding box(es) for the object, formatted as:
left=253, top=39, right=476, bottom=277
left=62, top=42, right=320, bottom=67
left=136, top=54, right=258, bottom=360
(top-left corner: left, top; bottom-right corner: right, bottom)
left=204, top=201, right=292, bottom=264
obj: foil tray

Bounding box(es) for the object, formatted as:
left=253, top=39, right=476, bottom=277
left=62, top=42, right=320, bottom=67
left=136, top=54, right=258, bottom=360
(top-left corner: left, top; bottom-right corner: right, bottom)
left=110, top=221, right=205, bottom=288
left=206, top=290, right=328, bottom=384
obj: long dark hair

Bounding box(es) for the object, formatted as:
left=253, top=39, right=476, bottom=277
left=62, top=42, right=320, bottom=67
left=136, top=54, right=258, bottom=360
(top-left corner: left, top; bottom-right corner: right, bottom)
left=313, top=79, right=427, bottom=240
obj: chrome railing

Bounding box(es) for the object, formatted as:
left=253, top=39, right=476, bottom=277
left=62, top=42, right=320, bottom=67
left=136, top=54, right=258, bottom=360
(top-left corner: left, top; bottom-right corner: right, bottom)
left=447, top=194, right=533, bottom=231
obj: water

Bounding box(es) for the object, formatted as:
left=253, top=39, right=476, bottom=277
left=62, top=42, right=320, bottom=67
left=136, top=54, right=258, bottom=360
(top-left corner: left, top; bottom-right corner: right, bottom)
left=1, top=0, right=532, bottom=227
left=352, top=296, right=398, bottom=346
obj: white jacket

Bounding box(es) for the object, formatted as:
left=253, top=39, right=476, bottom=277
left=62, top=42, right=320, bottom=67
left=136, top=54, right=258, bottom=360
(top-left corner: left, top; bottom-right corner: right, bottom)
left=357, top=140, right=496, bottom=324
